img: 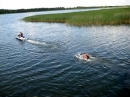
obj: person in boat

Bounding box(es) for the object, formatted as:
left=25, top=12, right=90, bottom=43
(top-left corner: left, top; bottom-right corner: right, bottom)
left=82, top=53, right=90, bottom=59
left=18, top=32, right=24, bottom=37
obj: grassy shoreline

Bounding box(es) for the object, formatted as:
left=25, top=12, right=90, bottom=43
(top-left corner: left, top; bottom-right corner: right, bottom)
left=23, top=7, right=130, bottom=26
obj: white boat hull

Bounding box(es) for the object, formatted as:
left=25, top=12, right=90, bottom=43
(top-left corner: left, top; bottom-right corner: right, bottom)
left=16, top=37, right=26, bottom=41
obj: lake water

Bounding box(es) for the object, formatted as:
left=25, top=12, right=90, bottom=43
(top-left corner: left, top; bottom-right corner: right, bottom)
left=0, top=9, right=130, bottom=97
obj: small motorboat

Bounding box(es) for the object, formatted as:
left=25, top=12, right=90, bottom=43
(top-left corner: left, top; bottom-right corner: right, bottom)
left=16, top=36, right=26, bottom=41
left=75, top=53, right=90, bottom=61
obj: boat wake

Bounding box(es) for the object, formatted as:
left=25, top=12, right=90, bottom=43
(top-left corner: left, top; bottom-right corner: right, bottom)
left=27, top=39, right=47, bottom=46
left=21, top=39, right=60, bottom=53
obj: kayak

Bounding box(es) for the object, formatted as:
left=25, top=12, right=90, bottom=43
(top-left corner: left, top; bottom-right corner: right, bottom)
left=16, top=37, right=26, bottom=41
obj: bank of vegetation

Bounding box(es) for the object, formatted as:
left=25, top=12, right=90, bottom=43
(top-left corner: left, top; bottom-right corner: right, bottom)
left=23, top=7, right=130, bottom=26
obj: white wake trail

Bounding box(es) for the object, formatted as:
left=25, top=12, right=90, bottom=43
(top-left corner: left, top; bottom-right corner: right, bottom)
left=27, top=39, right=47, bottom=46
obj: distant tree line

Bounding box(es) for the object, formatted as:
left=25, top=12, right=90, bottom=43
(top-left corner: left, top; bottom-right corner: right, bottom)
left=0, top=7, right=65, bottom=14
left=0, top=6, right=129, bottom=14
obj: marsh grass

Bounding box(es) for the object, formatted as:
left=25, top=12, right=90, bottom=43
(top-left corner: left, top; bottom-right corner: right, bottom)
left=23, top=7, right=130, bottom=26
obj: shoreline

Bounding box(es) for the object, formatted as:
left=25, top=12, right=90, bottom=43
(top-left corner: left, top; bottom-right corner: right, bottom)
left=23, top=7, right=130, bottom=26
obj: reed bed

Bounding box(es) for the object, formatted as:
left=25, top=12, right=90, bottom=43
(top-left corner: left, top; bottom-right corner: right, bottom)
left=23, top=7, right=130, bottom=26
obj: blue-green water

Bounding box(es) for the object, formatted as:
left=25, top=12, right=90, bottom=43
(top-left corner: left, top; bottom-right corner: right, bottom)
left=0, top=9, right=130, bottom=97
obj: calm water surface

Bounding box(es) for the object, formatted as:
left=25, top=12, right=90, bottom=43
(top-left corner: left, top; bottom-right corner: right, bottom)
left=0, top=9, right=130, bottom=97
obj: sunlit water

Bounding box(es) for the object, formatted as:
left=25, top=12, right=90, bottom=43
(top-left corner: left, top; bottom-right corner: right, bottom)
left=0, top=9, right=130, bottom=97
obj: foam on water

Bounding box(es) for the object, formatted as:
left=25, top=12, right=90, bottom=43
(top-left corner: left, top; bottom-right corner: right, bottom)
left=27, top=39, right=47, bottom=46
